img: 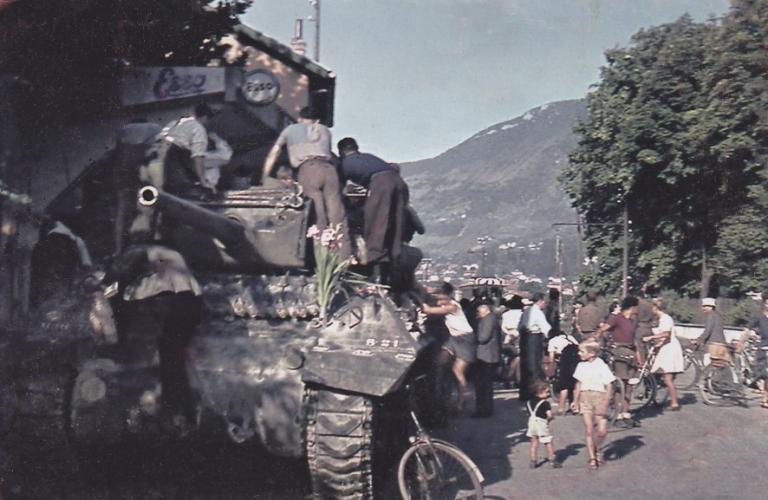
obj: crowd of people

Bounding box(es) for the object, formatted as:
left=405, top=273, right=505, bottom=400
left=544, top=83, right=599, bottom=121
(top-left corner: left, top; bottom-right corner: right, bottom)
left=419, top=283, right=768, bottom=471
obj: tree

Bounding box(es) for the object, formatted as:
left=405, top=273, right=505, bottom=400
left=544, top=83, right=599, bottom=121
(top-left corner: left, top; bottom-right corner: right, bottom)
left=0, top=1, right=253, bottom=124
left=561, top=1, right=768, bottom=298
left=707, top=0, right=768, bottom=297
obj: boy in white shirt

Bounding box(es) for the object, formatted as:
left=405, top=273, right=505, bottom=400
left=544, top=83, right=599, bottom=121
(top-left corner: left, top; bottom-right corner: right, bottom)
left=571, top=339, right=615, bottom=470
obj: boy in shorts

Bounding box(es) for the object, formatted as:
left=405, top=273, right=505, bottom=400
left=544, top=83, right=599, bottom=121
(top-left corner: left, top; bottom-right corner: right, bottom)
left=571, top=339, right=615, bottom=470
left=526, top=380, right=562, bottom=469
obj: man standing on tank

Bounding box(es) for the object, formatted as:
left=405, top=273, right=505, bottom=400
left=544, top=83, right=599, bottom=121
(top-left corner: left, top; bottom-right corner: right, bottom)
left=105, top=245, right=203, bottom=436
left=337, top=137, right=408, bottom=273
left=262, top=106, right=350, bottom=259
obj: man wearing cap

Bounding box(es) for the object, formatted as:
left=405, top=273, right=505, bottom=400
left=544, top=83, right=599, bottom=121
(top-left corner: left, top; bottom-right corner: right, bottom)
left=473, top=302, right=502, bottom=417
left=262, top=106, right=350, bottom=259
left=337, top=137, right=408, bottom=268
left=693, top=297, right=730, bottom=362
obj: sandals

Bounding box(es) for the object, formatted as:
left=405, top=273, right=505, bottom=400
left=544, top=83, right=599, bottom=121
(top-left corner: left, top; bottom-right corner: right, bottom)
left=760, top=402, right=768, bottom=409
left=595, top=452, right=603, bottom=465
left=588, top=458, right=598, bottom=470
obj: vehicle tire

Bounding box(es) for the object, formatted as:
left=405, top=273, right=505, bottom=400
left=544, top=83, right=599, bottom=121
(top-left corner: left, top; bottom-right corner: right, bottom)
left=627, top=374, right=656, bottom=414
left=398, top=439, right=484, bottom=500
left=676, top=351, right=701, bottom=392
left=699, top=363, right=741, bottom=407
left=305, top=387, right=375, bottom=500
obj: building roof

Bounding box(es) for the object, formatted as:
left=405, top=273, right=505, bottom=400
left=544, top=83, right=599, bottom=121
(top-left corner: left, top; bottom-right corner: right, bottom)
left=234, top=23, right=335, bottom=82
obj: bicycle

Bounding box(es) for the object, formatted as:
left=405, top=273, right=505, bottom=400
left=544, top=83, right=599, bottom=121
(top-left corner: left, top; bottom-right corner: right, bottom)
left=698, top=336, right=759, bottom=407
left=625, top=342, right=658, bottom=413
left=398, top=380, right=484, bottom=500
left=675, top=340, right=703, bottom=392
left=598, top=347, right=627, bottom=426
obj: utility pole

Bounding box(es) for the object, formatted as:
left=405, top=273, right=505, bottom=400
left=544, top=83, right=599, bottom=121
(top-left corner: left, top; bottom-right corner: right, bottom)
left=622, top=205, right=629, bottom=299
left=553, top=218, right=630, bottom=298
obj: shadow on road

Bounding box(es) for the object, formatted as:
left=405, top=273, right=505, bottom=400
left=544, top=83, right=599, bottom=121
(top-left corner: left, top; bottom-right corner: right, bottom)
left=555, top=442, right=585, bottom=465
left=602, top=434, right=644, bottom=461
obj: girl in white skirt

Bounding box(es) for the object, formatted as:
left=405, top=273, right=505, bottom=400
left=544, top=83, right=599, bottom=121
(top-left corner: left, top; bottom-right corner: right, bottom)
left=644, top=298, right=684, bottom=411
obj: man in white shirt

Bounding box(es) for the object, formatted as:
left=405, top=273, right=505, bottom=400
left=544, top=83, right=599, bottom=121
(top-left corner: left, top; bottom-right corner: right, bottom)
left=162, top=103, right=218, bottom=195
left=519, top=292, right=551, bottom=401
left=262, top=106, right=350, bottom=259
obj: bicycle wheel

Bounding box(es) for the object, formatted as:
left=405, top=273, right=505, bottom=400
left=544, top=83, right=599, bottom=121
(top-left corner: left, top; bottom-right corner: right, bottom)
left=676, top=351, right=702, bottom=392
left=654, top=374, right=669, bottom=407
left=607, top=379, right=624, bottom=426
left=699, top=363, right=744, bottom=407
left=398, top=440, right=484, bottom=500
left=627, top=374, right=656, bottom=414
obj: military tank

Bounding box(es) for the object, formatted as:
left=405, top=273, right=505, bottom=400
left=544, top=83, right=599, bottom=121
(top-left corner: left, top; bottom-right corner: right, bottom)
left=2, top=182, right=433, bottom=499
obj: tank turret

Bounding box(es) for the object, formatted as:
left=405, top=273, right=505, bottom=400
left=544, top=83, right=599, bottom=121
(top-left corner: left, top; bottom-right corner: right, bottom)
left=138, top=185, right=311, bottom=270
left=138, top=186, right=257, bottom=264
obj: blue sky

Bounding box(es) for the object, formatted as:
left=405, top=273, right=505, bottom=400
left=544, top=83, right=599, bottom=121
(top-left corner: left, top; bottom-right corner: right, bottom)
left=244, top=0, right=732, bottom=163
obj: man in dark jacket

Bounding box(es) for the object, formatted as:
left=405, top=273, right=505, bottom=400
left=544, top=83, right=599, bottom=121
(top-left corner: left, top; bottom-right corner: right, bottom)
left=693, top=297, right=729, bottom=362
left=473, top=302, right=502, bottom=417
left=337, top=137, right=408, bottom=267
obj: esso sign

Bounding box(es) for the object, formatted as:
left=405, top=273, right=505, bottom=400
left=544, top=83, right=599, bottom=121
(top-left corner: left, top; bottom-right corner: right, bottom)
left=241, top=69, right=280, bottom=106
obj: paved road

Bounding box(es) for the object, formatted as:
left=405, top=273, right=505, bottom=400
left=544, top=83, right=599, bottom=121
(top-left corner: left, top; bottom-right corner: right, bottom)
left=3, top=383, right=766, bottom=499
left=434, top=385, right=768, bottom=500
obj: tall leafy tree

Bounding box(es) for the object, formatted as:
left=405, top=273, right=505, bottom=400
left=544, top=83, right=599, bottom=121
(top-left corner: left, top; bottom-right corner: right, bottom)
left=562, top=1, right=768, bottom=298
left=709, top=0, right=768, bottom=297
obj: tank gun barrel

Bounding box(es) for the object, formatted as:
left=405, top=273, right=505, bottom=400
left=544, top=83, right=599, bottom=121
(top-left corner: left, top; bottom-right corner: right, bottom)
left=138, top=186, right=258, bottom=263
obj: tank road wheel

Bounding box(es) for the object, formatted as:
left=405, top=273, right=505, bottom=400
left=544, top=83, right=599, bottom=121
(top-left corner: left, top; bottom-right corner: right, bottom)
left=305, top=387, right=375, bottom=500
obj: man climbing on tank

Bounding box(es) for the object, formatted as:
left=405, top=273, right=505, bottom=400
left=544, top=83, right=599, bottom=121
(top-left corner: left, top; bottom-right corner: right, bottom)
left=337, top=137, right=408, bottom=282
left=160, top=103, right=219, bottom=194
left=104, top=244, right=202, bottom=436
left=262, top=105, right=351, bottom=260
left=129, top=104, right=220, bottom=243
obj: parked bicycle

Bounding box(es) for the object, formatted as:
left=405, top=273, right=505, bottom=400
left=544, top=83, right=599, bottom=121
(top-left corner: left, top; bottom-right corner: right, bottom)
left=399, top=381, right=484, bottom=500
left=675, top=339, right=704, bottom=392
left=698, top=334, right=760, bottom=407
left=625, top=342, right=659, bottom=413
left=598, top=346, right=629, bottom=426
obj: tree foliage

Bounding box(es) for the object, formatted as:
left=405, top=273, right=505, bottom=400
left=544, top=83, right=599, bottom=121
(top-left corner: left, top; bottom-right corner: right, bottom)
left=1, top=1, right=254, bottom=123
left=561, top=0, right=768, bottom=299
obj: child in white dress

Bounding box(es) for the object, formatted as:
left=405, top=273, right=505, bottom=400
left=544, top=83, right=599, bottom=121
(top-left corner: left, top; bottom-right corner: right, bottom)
left=643, top=299, right=684, bottom=411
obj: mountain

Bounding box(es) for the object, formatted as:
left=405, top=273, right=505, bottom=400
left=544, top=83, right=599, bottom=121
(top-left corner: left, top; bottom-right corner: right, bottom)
left=401, top=99, right=587, bottom=280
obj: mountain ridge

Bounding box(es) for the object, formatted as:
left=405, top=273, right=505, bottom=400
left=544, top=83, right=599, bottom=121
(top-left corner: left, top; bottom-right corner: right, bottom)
left=401, top=99, right=587, bottom=279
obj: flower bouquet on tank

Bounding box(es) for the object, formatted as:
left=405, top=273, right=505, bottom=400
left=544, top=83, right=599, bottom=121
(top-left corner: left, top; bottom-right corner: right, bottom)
left=307, top=224, right=378, bottom=324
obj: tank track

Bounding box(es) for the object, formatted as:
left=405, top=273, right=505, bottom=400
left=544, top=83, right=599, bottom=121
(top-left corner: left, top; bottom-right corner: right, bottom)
left=304, top=387, right=374, bottom=500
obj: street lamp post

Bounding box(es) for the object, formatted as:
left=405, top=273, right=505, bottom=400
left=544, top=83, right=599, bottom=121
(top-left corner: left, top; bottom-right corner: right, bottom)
left=309, top=0, right=320, bottom=61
